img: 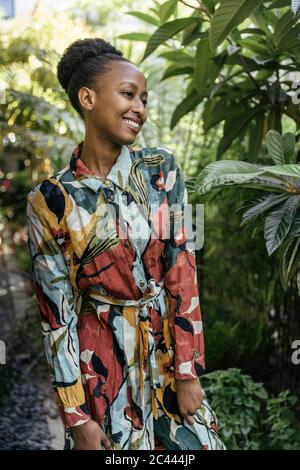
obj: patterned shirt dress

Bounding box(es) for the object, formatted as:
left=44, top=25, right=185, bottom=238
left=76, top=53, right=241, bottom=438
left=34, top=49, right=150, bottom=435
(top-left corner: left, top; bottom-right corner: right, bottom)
left=26, top=141, right=226, bottom=450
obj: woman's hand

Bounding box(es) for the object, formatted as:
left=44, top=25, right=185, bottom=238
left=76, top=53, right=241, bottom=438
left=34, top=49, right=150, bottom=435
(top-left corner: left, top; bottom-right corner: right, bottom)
left=176, top=378, right=204, bottom=425
left=72, top=419, right=113, bottom=450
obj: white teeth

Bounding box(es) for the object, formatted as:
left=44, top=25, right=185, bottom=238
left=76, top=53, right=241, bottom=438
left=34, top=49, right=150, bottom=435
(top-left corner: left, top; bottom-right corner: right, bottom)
left=124, top=119, right=140, bottom=129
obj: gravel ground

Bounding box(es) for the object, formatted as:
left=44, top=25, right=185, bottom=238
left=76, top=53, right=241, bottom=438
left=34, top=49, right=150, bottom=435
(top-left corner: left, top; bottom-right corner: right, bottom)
left=0, top=355, right=63, bottom=450
left=0, top=233, right=64, bottom=450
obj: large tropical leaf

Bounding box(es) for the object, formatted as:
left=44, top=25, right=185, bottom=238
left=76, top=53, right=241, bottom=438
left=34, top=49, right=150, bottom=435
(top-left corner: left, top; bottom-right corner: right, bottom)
left=263, top=164, right=300, bottom=178
left=202, top=0, right=216, bottom=15
left=237, top=37, right=270, bottom=57
left=118, top=33, right=150, bottom=42
left=267, top=0, right=290, bottom=8
left=182, top=18, right=203, bottom=46
left=250, top=5, right=272, bottom=37
left=248, top=112, right=265, bottom=161
left=194, top=38, right=213, bottom=95
left=273, top=10, right=295, bottom=47
left=266, top=130, right=284, bottom=165
left=217, top=105, right=264, bottom=159
left=170, top=89, right=204, bottom=129
left=161, top=64, right=193, bottom=80
left=264, top=195, right=300, bottom=255
left=140, top=17, right=199, bottom=61
left=203, top=98, right=232, bottom=131
left=209, top=0, right=265, bottom=49
left=126, top=11, right=160, bottom=26
left=159, top=0, right=178, bottom=23
left=240, top=194, right=290, bottom=226
left=276, top=23, right=300, bottom=51
left=195, top=160, right=300, bottom=195
left=286, top=212, right=300, bottom=240
left=196, top=161, right=261, bottom=194
left=159, top=50, right=194, bottom=66
left=280, top=235, right=300, bottom=290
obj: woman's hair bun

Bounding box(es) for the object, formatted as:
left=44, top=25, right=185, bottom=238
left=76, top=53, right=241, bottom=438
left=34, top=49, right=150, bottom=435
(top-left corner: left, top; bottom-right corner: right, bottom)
left=57, top=38, right=123, bottom=91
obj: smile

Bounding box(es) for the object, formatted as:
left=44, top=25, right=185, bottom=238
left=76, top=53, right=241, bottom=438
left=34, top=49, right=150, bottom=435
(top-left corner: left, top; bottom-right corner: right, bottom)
left=123, top=118, right=141, bottom=133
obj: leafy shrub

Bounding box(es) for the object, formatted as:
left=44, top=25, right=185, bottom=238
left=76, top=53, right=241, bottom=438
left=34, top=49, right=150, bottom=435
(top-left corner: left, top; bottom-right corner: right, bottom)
left=264, top=390, right=300, bottom=450
left=201, top=368, right=300, bottom=450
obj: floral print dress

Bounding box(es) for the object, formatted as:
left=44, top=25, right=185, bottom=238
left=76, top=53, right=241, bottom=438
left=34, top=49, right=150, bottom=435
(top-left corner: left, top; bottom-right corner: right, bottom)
left=26, top=142, right=226, bottom=450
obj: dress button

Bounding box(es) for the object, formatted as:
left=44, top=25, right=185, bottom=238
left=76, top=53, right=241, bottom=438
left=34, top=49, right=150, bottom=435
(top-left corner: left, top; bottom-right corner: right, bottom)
left=192, top=349, right=200, bottom=359
left=124, top=241, right=129, bottom=248
left=104, top=179, right=110, bottom=186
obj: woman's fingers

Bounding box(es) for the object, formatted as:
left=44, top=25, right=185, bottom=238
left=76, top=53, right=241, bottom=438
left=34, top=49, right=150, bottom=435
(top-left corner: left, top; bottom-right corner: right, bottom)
left=101, top=435, right=113, bottom=450
left=185, top=414, right=194, bottom=425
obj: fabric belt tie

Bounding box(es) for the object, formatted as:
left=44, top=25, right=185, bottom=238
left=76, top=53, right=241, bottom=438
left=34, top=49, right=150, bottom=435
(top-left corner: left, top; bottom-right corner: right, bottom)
left=80, top=278, right=165, bottom=417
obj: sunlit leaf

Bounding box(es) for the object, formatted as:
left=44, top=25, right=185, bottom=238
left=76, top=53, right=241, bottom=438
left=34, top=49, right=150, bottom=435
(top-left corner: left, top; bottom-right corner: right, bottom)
left=209, top=0, right=265, bottom=49
left=140, top=17, right=198, bottom=61
left=126, top=11, right=160, bottom=26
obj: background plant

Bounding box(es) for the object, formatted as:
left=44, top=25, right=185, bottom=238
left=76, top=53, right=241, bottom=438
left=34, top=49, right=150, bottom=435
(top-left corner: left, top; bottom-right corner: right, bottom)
left=202, top=368, right=300, bottom=450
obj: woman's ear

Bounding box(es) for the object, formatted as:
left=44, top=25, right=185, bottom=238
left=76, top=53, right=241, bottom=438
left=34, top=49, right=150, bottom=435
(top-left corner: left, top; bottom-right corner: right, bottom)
left=78, top=87, right=95, bottom=112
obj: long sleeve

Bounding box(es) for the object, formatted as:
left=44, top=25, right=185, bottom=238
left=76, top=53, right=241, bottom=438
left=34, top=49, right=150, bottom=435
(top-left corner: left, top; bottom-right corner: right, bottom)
left=26, top=183, right=91, bottom=427
left=163, top=153, right=205, bottom=381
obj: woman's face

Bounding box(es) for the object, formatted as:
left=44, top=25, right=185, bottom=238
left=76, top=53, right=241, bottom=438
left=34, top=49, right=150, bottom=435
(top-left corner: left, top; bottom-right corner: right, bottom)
left=79, top=61, right=148, bottom=146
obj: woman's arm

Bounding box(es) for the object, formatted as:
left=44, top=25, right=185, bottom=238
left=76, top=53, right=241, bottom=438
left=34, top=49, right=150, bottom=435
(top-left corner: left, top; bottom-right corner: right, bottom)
left=163, top=152, right=206, bottom=423
left=163, top=152, right=206, bottom=381
left=26, top=182, right=91, bottom=428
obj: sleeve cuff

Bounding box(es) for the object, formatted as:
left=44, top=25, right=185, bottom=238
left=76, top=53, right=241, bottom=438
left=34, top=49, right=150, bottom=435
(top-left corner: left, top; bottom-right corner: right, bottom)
left=54, top=377, right=91, bottom=427
left=175, top=352, right=206, bottom=380
left=59, top=402, right=91, bottom=427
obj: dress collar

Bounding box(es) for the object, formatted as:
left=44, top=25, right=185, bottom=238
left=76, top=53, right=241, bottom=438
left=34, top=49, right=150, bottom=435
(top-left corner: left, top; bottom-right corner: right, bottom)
left=70, top=141, right=132, bottom=192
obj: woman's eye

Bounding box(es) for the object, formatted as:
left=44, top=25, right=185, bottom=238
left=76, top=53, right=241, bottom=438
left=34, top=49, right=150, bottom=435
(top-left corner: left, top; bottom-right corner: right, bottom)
left=123, top=91, right=147, bottom=106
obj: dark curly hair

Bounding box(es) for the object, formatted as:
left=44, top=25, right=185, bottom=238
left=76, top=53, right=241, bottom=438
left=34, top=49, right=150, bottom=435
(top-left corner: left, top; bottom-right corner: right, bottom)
left=57, top=38, right=131, bottom=118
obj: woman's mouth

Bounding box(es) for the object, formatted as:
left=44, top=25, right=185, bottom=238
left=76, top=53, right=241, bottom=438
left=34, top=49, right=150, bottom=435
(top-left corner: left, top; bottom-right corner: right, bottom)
left=122, top=118, right=141, bottom=134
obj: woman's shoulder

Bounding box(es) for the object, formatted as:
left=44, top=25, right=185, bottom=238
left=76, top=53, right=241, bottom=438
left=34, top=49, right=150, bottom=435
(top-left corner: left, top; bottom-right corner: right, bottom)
left=26, top=169, right=69, bottom=210
left=129, top=144, right=176, bottom=170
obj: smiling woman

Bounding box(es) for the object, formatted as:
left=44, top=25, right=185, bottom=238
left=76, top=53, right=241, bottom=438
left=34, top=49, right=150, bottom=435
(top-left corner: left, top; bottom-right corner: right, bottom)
left=26, top=37, right=226, bottom=451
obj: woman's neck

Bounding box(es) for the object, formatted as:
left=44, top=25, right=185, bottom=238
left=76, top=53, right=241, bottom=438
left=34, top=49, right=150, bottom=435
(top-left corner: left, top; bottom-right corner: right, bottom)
left=80, top=132, right=123, bottom=179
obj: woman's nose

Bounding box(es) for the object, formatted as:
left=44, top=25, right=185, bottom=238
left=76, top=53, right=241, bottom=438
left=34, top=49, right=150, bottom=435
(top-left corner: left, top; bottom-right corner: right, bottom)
left=132, top=98, right=146, bottom=115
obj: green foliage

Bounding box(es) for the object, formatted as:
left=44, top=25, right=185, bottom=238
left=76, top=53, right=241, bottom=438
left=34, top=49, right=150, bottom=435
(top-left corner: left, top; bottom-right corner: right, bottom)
left=125, top=0, right=300, bottom=158
left=194, top=130, right=300, bottom=292
left=264, top=390, right=300, bottom=450
left=201, top=368, right=300, bottom=449
left=141, top=17, right=199, bottom=60
left=0, top=9, right=89, bottom=231
left=0, top=1, right=298, bottom=448
left=209, top=0, right=266, bottom=49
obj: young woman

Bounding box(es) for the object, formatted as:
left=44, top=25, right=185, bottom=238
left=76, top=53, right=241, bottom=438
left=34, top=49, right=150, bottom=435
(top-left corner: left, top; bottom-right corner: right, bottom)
left=26, top=38, right=226, bottom=451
